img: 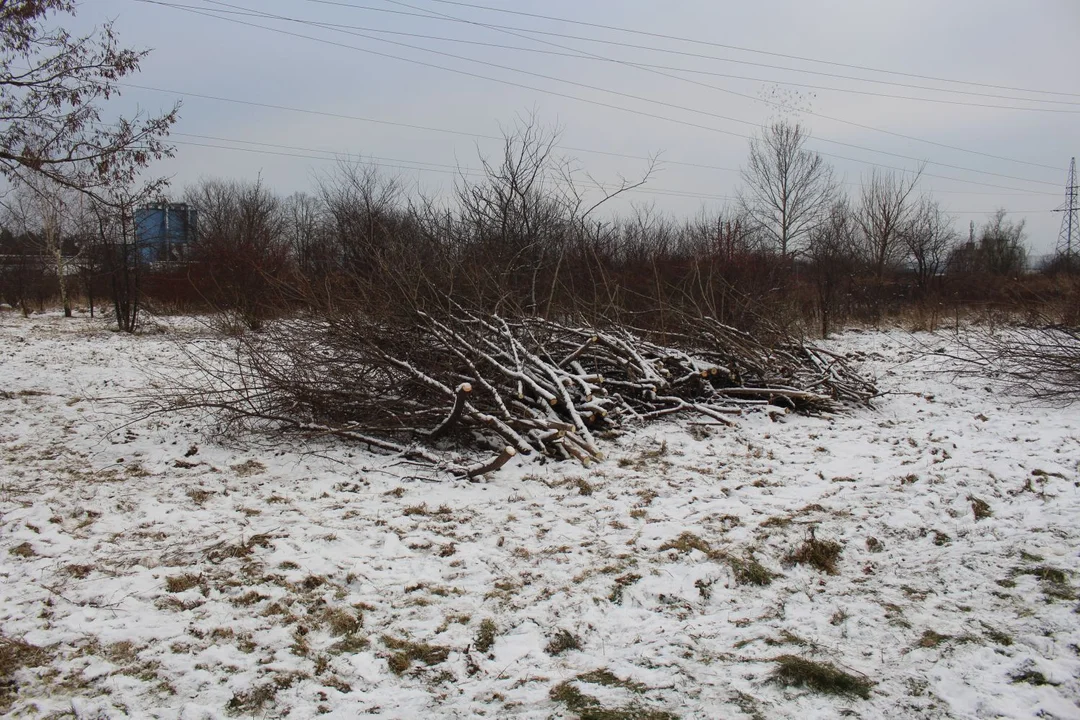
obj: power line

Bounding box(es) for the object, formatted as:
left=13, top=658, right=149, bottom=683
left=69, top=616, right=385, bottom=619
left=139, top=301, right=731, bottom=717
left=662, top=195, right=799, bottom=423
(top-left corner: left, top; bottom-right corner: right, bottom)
left=167, top=134, right=741, bottom=202
left=217, top=0, right=1063, bottom=181
left=645, top=67, right=1079, bottom=113
left=121, top=82, right=731, bottom=172
left=143, top=0, right=1059, bottom=188
left=181, top=0, right=1066, bottom=175
left=131, top=2, right=1062, bottom=195
left=380, top=0, right=1061, bottom=172
left=121, top=81, right=1056, bottom=198
left=300, top=0, right=1080, bottom=105
left=166, top=132, right=1054, bottom=213
left=203, top=8, right=1080, bottom=114
left=193, top=2, right=1080, bottom=112
left=418, top=0, right=1080, bottom=99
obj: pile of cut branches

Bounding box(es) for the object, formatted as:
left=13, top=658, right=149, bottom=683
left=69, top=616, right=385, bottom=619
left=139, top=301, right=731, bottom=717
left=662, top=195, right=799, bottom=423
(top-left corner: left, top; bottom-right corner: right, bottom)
left=165, top=306, right=875, bottom=477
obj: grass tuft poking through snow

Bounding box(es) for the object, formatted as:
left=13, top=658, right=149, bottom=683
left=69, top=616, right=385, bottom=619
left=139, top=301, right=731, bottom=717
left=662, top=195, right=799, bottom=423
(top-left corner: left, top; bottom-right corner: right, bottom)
left=163, top=573, right=201, bottom=593
left=381, top=636, right=451, bottom=675
left=322, top=607, right=362, bottom=636
left=0, top=636, right=49, bottom=712
left=658, top=531, right=717, bottom=557
left=473, top=618, right=497, bottom=654
left=1018, top=565, right=1076, bottom=601
left=969, top=495, right=993, bottom=521
left=1010, top=665, right=1059, bottom=687
left=785, top=533, right=843, bottom=575
left=771, top=655, right=874, bottom=699
left=545, top=628, right=583, bottom=655
left=7, top=542, right=35, bottom=558
left=549, top=671, right=677, bottom=720
left=728, top=554, right=776, bottom=586
left=916, top=629, right=976, bottom=649
left=225, top=672, right=307, bottom=716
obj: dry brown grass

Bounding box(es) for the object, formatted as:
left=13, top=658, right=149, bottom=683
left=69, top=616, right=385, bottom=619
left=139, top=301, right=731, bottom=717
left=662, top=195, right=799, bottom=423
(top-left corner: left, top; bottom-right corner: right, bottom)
left=474, top=619, right=498, bottom=655
left=8, top=542, right=35, bottom=558
left=728, top=555, right=776, bottom=586
left=322, top=607, right=362, bottom=637
left=658, top=531, right=715, bottom=557
left=186, top=487, right=214, bottom=504
left=0, top=635, right=49, bottom=711
left=786, top=535, right=843, bottom=575
left=771, top=655, right=873, bottom=699
left=969, top=496, right=993, bottom=521
left=64, top=563, right=94, bottom=579
left=225, top=671, right=308, bottom=716
left=381, top=636, right=451, bottom=675
left=230, top=459, right=267, bottom=477
left=164, top=573, right=201, bottom=593
left=545, top=629, right=582, bottom=656
left=548, top=669, right=675, bottom=720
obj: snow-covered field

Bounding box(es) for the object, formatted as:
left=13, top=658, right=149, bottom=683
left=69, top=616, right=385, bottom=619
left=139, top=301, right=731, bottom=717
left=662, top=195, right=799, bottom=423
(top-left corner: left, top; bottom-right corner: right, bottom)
left=1, top=311, right=1079, bottom=719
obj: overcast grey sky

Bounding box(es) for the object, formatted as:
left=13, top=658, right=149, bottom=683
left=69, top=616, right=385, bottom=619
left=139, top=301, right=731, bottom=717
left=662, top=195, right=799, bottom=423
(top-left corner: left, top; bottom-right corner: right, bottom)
left=76, top=0, right=1079, bottom=254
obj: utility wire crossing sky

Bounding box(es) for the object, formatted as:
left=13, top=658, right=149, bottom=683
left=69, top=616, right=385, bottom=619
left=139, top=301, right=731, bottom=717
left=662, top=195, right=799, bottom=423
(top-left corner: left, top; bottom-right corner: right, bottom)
left=76, top=0, right=1079, bottom=252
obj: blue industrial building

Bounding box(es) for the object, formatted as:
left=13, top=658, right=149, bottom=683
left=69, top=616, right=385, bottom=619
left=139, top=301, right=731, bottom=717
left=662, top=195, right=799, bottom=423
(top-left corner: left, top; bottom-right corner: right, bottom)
left=134, top=203, right=197, bottom=263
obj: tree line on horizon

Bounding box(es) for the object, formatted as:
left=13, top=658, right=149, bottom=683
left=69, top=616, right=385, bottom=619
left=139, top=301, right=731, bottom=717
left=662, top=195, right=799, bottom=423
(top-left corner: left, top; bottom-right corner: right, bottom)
left=0, top=1, right=1074, bottom=337
left=0, top=117, right=1069, bottom=336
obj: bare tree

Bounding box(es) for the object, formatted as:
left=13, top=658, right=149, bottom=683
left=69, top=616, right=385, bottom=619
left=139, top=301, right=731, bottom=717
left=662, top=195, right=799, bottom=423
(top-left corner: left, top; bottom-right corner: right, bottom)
left=901, top=197, right=956, bottom=298
left=40, top=190, right=69, bottom=316
left=0, top=221, right=41, bottom=315
left=456, top=114, right=570, bottom=307
left=855, top=167, right=923, bottom=278
left=94, top=192, right=141, bottom=332
left=282, top=192, right=329, bottom=281
left=317, top=160, right=406, bottom=277
left=69, top=194, right=103, bottom=318
left=0, top=1, right=177, bottom=201
left=683, top=207, right=758, bottom=263
left=0, top=194, right=46, bottom=314
left=456, top=113, right=651, bottom=312
left=806, top=197, right=859, bottom=337
left=185, top=178, right=291, bottom=330
left=738, top=122, right=836, bottom=257
left=0, top=2, right=177, bottom=326
left=3, top=181, right=79, bottom=317
left=979, top=209, right=1028, bottom=277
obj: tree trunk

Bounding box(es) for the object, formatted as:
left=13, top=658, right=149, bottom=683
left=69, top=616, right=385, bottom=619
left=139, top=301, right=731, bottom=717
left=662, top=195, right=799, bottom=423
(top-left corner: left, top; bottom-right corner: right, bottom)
left=84, top=268, right=95, bottom=318
left=55, top=244, right=71, bottom=317
left=45, top=214, right=71, bottom=318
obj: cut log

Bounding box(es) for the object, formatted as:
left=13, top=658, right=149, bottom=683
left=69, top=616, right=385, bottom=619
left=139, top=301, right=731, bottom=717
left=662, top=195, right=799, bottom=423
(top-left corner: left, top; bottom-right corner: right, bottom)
left=428, top=383, right=472, bottom=439
left=457, top=446, right=517, bottom=480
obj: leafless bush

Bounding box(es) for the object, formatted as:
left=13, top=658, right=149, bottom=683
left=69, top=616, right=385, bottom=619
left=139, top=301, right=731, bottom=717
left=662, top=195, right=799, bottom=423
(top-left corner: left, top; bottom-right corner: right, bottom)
left=806, top=198, right=859, bottom=337
left=184, top=178, right=293, bottom=330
